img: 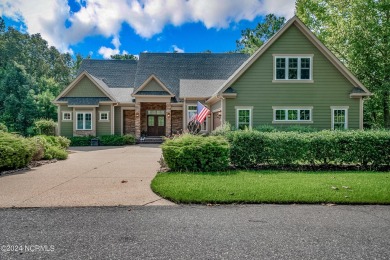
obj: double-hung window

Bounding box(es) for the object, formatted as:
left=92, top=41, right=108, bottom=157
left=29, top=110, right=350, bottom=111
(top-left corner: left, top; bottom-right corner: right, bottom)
left=76, top=112, right=92, bottom=130
left=236, top=106, right=253, bottom=130
left=274, top=56, right=313, bottom=81
left=331, top=106, right=348, bottom=130
left=273, top=107, right=313, bottom=123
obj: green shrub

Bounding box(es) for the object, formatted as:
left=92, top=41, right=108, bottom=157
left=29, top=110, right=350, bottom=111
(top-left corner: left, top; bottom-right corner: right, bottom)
left=226, top=131, right=267, bottom=168
left=30, top=136, right=45, bottom=161
left=123, top=134, right=136, bottom=145
left=31, top=135, right=69, bottom=160
left=99, top=135, right=126, bottom=146
left=69, top=135, right=136, bottom=146
left=227, top=130, right=390, bottom=168
left=0, top=123, right=8, bottom=132
left=34, top=119, right=57, bottom=136
left=254, top=124, right=277, bottom=132
left=69, top=136, right=94, bottom=146
left=283, top=125, right=318, bottom=133
left=44, top=145, right=68, bottom=160
left=162, top=134, right=230, bottom=172
left=210, top=122, right=233, bottom=136
left=0, top=132, right=36, bottom=170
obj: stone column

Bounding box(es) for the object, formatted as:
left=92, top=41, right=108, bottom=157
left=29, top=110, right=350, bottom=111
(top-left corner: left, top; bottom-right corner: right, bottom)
left=135, top=102, right=141, bottom=138
left=166, top=103, right=172, bottom=137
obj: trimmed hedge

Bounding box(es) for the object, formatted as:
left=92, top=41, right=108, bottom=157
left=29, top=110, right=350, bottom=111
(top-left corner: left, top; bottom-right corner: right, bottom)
left=162, top=134, right=230, bottom=172
left=69, top=134, right=136, bottom=146
left=227, top=130, right=390, bottom=168
left=0, top=132, right=36, bottom=170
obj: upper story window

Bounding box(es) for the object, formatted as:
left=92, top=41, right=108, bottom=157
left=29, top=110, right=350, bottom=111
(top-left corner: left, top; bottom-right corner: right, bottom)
left=274, top=55, right=313, bottom=81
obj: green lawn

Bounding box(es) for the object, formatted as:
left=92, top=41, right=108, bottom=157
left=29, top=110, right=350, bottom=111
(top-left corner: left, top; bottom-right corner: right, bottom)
left=151, top=171, right=390, bottom=204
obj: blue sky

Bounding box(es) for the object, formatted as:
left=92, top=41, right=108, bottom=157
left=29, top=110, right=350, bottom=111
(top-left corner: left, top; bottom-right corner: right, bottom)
left=1, top=0, right=295, bottom=59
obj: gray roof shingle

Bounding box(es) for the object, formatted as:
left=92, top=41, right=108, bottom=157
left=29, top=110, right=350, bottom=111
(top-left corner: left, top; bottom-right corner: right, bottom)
left=134, top=53, right=249, bottom=101
left=75, top=54, right=249, bottom=102
left=58, top=97, right=111, bottom=105
left=78, top=59, right=138, bottom=88
left=180, top=79, right=226, bottom=98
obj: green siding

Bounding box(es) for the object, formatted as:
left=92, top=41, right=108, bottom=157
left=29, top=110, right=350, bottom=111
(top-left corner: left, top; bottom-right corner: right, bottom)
left=59, top=105, right=73, bottom=137
left=66, top=77, right=107, bottom=97
left=142, top=79, right=166, bottom=92
left=226, top=25, right=360, bottom=130
left=114, top=106, right=122, bottom=135
left=96, top=105, right=111, bottom=136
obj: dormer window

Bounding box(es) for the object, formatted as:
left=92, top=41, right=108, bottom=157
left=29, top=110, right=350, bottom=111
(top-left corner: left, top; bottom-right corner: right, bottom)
left=274, top=55, right=313, bottom=81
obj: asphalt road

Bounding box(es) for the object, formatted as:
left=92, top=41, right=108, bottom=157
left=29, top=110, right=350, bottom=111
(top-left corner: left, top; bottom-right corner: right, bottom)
left=0, top=205, right=389, bottom=260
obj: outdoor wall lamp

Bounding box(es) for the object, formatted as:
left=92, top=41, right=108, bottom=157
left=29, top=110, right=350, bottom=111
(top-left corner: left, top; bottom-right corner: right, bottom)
left=135, top=112, right=139, bottom=117
left=217, top=111, right=222, bottom=119
left=167, top=112, right=171, bottom=117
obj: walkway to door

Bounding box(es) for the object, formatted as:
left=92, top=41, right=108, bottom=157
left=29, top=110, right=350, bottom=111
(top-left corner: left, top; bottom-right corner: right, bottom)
left=0, top=145, right=174, bottom=207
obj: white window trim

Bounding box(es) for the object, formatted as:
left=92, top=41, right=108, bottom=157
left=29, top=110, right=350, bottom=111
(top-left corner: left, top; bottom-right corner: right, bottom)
left=273, top=54, right=314, bottom=82
left=331, top=106, right=349, bottom=130
left=187, top=105, right=208, bottom=132
left=76, top=112, right=93, bottom=130
left=62, top=111, right=72, bottom=121
left=99, top=111, right=110, bottom=122
left=235, top=106, right=253, bottom=130
left=272, top=106, right=313, bottom=124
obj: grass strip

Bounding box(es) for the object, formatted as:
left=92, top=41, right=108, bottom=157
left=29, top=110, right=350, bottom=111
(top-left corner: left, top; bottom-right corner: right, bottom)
left=151, top=171, right=390, bottom=204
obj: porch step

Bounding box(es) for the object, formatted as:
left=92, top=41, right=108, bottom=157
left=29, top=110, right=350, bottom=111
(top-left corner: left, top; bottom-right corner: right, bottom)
left=137, top=136, right=164, bottom=144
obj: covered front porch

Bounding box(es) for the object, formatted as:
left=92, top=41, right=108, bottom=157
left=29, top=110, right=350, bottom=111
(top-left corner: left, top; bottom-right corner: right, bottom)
left=123, top=102, right=183, bottom=138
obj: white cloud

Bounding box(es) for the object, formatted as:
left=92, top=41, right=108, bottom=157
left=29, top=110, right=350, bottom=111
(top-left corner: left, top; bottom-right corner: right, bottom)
left=0, top=0, right=296, bottom=53
left=98, top=46, right=119, bottom=59
left=172, top=45, right=184, bottom=53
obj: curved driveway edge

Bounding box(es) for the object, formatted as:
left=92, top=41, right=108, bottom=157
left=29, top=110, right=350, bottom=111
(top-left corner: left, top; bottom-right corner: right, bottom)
left=0, top=145, right=174, bottom=207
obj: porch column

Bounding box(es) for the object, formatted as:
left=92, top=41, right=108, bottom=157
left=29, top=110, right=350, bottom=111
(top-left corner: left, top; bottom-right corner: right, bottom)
left=166, top=103, right=172, bottom=137
left=135, top=102, right=141, bottom=138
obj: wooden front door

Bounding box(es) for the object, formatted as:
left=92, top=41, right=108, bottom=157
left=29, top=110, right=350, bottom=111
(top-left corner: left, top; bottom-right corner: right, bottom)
left=147, top=115, right=165, bottom=136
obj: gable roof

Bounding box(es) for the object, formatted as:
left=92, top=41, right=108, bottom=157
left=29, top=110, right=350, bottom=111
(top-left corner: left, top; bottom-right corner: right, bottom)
left=134, top=53, right=249, bottom=101
left=78, top=59, right=138, bottom=88
left=54, top=71, right=116, bottom=103
left=132, top=74, right=174, bottom=97
left=210, top=16, right=371, bottom=100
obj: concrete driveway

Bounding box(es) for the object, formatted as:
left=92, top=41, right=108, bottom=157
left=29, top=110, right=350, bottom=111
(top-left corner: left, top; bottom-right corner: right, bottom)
left=0, top=145, right=174, bottom=207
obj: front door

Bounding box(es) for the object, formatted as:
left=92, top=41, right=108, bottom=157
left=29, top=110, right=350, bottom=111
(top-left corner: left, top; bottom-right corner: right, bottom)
left=147, top=115, right=165, bottom=136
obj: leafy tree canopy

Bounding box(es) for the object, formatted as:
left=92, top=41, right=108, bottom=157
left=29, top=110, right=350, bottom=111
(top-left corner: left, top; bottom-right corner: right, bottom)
left=110, top=53, right=138, bottom=60
left=296, top=0, right=390, bottom=129
left=236, top=14, right=285, bottom=54
left=0, top=17, right=74, bottom=134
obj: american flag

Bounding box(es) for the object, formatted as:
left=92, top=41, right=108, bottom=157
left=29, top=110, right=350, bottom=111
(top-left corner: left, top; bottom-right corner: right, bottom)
left=196, top=101, right=210, bottom=124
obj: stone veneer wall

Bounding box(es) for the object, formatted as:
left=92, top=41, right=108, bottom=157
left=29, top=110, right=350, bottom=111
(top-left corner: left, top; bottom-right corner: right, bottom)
left=123, top=110, right=136, bottom=135
left=140, top=103, right=166, bottom=133
left=171, top=110, right=183, bottom=134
